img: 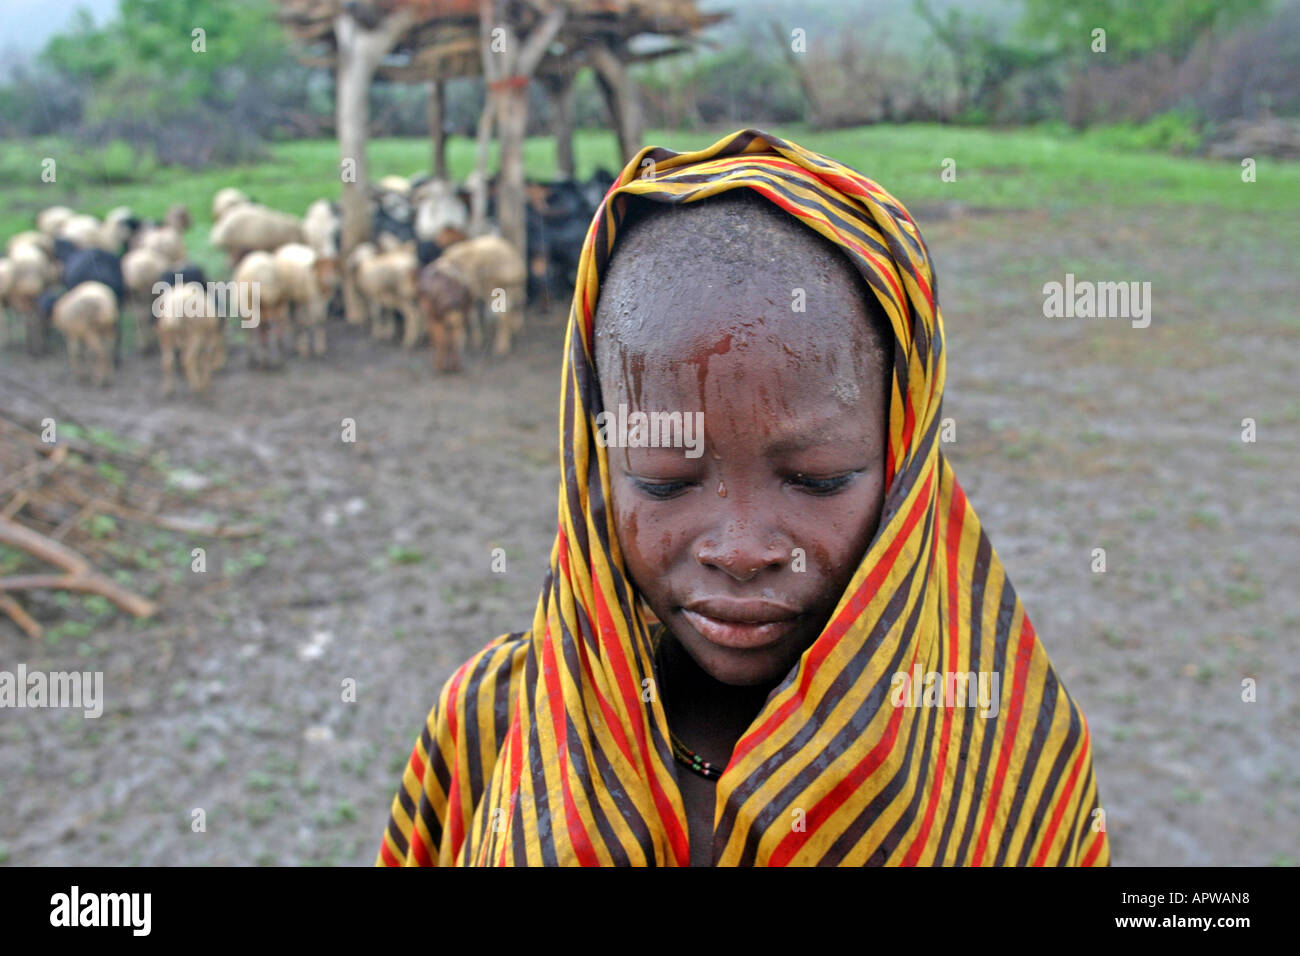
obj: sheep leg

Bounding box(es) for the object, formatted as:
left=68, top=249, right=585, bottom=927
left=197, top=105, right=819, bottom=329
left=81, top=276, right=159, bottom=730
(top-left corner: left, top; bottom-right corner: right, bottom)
left=92, top=330, right=113, bottom=387
left=294, top=306, right=311, bottom=358
left=213, top=319, right=227, bottom=371
left=161, top=349, right=175, bottom=396
left=270, top=316, right=287, bottom=368
left=182, top=332, right=203, bottom=391
left=401, top=301, right=422, bottom=349
left=467, top=300, right=483, bottom=351
left=133, top=298, right=155, bottom=354
left=428, top=312, right=448, bottom=373
left=24, top=306, right=46, bottom=357
left=66, top=336, right=83, bottom=382
left=493, top=302, right=517, bottom=356
left=447, top=310, right=466, bottom=372
left=249, top=322, right=266, bottom=369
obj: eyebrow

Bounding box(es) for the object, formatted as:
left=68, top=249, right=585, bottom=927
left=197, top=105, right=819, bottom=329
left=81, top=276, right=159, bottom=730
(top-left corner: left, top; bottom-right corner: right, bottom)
left=760, top=418, right=870, bottom=457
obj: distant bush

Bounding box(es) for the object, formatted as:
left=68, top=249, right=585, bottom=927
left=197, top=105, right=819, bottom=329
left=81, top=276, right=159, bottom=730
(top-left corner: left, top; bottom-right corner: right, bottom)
left=1081, top=110, right=1206, bottom=154
left=97, top=138, right=159, bottom=184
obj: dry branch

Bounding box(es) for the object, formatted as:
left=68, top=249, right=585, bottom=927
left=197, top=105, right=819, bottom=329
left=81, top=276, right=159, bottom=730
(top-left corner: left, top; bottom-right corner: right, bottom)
left=0, top=517, right=158, bottom=621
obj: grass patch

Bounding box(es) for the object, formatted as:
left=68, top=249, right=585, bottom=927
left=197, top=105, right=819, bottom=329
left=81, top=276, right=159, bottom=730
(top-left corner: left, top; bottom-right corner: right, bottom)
left=3, top=125, right=1297, bottom=274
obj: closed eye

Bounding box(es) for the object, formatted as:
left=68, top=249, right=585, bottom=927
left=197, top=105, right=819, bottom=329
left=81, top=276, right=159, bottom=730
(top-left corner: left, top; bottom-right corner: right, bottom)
left=630, top=478, right=693, bottom=500
left=789, top=472, right=858, bottom=496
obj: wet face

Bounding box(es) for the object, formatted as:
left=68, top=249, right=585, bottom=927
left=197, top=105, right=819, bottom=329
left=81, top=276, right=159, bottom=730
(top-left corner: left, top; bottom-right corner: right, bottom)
left=596, top=241, right=891, bottom=688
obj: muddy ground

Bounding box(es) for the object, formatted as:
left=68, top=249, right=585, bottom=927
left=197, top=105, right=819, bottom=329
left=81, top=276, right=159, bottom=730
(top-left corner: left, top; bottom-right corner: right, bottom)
left=1, top=204, right=1296, bottom=867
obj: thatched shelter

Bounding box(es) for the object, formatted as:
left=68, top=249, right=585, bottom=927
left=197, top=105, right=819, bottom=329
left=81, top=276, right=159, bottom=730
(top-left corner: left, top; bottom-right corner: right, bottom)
left=276, top=0, right=724, bottom=320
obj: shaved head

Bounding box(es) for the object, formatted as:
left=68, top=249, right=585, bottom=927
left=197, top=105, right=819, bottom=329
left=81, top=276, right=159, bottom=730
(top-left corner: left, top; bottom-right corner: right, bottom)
left=593, top=188, right=893, bottom=406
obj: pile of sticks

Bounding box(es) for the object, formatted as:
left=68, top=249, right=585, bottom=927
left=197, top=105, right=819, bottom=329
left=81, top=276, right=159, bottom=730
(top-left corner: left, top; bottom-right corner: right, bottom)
left=0, top=410, right=260, bottom=639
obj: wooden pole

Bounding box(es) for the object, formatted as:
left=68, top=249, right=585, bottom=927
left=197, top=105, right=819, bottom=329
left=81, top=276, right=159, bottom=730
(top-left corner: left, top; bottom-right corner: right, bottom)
left=546, top=72, right=577, bottom=179
left=478, top=0, right=566, bottom=261
left=590, top=41, right=642, bottom=163
left=428, top=78, right=448, bottom=179
left=334, top=7, right=414, bottom=323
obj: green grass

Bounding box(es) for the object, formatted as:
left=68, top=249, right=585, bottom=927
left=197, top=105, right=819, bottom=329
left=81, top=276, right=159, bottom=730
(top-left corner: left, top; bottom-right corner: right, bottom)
left=3, top=124, right=1299, bottom=278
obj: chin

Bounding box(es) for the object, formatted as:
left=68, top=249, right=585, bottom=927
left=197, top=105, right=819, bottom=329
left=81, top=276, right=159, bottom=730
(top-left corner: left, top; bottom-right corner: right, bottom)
left=683, top=634, right=798, bottom=688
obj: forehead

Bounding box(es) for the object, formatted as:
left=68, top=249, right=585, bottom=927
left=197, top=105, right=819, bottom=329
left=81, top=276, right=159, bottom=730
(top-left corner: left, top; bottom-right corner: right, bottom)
left=596, top=247, right=880, bottom=390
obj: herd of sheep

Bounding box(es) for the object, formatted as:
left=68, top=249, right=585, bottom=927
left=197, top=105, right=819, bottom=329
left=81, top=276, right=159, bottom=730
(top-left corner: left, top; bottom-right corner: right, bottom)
left=0, top=167, right=610, bottom=392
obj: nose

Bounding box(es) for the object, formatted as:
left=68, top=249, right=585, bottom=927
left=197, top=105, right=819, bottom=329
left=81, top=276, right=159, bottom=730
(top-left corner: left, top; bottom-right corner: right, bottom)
left=696, top=512, right=790, bottom=583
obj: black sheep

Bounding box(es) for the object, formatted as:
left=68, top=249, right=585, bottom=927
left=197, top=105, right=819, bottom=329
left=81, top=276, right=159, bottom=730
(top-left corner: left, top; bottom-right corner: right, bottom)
left=62, top=248, right=125, bottom=305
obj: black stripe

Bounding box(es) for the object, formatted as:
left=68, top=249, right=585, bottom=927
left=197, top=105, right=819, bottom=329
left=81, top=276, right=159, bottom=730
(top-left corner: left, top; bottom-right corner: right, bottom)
left=996, top=665, right=1062, bottom=865
left=520, top=642, right=560, bottom=867
left=933, top=527, right=993, bottom=862
left=385, top=815, right=410, bottom=860
left=1011, top=669, right=1078, bottom=866
left=461, top=645, right=501, bottom=806
left=952, top=573, right=1019, bottom=862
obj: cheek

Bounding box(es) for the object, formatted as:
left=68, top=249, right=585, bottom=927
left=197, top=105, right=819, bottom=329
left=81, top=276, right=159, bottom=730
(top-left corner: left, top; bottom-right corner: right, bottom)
left=610, top=486, right=679, bottom=585
left=790, top=472, right=886, bottom=587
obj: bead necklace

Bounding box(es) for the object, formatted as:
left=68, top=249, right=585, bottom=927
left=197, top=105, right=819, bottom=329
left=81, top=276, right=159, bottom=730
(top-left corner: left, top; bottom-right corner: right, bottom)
left=652, top=624, right=724, bottom=782
left=668, top=727, right=723, bottom=781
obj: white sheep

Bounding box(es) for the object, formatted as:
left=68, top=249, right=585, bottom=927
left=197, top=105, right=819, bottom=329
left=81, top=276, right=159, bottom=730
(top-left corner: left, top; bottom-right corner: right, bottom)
left=210, top=204, right=303, bottom=268
left=349, top=241, right=420, bottom=346
left=130, top=224, right=186, bottom=266
left=302, top=199, right=340, bottom=259
left=6, top=241, right=57, bottom=351
left=427, top=235, right=527, bottom=356
left=273, top=242, right=333, bottom=358
left=231, top=249, right=288, bottom=368
left=52, top=281, right=118, bottom=387
left=154, top=282, right=222, bottom=395
left=36, top=206, right=76, bottom=238
left=414, top=178, right=469, bottom=243
left=376, top=174, right=412, bottom=196
left=120, top=247, right=170, bottom=351
left=7, top=231, right=53, bottom=257
left=212, top=187, right=250, bottom=222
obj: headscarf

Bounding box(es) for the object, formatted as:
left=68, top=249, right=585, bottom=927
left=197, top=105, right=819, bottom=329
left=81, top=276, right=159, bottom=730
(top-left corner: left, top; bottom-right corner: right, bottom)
left=377, top=128, right=1110, bottom=866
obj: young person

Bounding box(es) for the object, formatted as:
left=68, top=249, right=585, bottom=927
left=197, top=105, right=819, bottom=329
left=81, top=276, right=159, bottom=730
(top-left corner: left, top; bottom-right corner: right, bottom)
left=377, top=129, right=1109, bottom=867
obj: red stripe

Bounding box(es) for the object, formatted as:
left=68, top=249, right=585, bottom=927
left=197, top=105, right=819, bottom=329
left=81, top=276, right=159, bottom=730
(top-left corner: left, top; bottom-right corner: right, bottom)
left=498, top=705, right=525, bottom=867
left=1032, top=721, right=1091, bottom=866
left=768, top=636, right=923, bottom=866
left=970, top=616, right=1037, bottom=865
left=440, top=661, right=471, bottom=861
left=410, top=824, right=432, bottom=867
left=900, top=480, right=967, bottom=864
left=539, top=620, right=601, bottom=866
left=557, top=527, right=637, bottom=769
left=379, top=838, right=400, bottom=867
left=731, top=464, right=935, bottom=768
left=408, top=739, right=426, bottom=783
left=590, top=562, right=689, bottom=865
left=1080, top=829, right=1106, bottom=867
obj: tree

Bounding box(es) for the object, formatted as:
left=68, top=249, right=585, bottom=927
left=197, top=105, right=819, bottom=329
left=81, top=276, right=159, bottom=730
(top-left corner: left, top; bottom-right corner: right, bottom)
left=914, top=0, right=1052, bottom=120
left=1018, top=0, right=1270, bottom=64
left=42, top=0, right=289, bottom=120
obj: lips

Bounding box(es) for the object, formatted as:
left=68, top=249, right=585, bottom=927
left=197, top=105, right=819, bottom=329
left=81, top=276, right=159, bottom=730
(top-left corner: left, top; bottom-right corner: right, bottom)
left=681, top=598, right=801, bottom=651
